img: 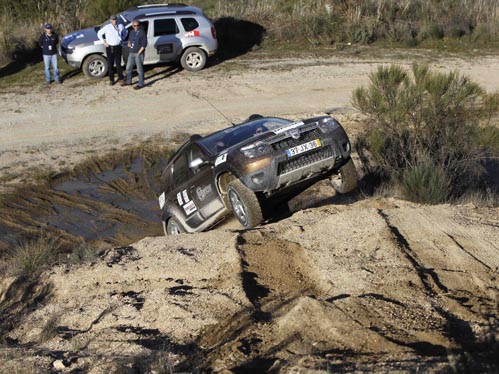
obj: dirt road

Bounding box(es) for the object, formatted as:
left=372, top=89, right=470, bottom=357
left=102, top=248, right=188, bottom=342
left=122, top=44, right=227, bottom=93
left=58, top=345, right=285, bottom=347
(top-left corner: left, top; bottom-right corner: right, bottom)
left=2, top=50, right=499, bottom=185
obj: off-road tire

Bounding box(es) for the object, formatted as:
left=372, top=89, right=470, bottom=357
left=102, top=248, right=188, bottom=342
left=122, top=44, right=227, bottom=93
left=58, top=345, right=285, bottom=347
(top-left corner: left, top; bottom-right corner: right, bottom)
left=330, top=158, right=358, bottom=194
left=227, top=179, right=263, bottom=229
left=164, top=217, right=185, bottom=235
left=82, top=54, right=108, bottom=79
left=180, top=47, right=207, bottom=72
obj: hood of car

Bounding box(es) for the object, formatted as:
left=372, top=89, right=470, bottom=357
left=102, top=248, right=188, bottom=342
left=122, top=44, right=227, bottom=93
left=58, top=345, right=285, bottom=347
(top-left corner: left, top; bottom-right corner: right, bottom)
left=62, top=26, right=100, bottom=47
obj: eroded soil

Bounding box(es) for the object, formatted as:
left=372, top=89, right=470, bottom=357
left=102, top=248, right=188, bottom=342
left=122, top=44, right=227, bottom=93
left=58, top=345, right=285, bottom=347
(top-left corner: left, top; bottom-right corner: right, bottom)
left=1, top=199, right=498, bottom=373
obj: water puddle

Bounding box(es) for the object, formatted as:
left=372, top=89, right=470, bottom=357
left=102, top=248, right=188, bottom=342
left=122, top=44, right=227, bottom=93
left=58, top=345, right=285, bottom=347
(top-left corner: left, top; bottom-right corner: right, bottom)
left=0, top=147, right=170, bottom=251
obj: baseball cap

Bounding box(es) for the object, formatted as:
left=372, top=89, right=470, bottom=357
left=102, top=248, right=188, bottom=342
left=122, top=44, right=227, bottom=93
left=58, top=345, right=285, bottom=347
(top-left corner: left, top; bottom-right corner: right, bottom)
left=110, top=15, right=117, bottom=20
left=44, top=23, right=53, bottom=29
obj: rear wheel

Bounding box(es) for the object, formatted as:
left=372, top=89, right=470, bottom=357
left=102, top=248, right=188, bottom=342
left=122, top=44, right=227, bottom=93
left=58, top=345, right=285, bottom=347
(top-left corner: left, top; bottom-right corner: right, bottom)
left=164, top=217, right=185, bottom=235
left=227, top=180, right=263, bottom=229
left=180, top=47, right=207, bottom=72
left=330, top=158, right=358, bottom=194
left=82, top=54, right=108, bottom=79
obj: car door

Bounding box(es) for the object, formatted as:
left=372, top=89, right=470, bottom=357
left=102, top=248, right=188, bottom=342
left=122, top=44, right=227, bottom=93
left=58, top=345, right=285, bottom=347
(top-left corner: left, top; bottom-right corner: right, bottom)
left=148, top=17, right=182, bottom=63
left=170, top=150, right=205, bottom=228
left=185, top=144, right=225, bottom=219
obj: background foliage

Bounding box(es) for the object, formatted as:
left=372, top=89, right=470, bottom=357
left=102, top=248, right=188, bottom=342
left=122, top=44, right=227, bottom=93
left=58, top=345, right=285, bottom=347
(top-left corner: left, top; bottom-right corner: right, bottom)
left=3, top=0, right=499, bottom=65
left=353, top=64, right=499, bottom=203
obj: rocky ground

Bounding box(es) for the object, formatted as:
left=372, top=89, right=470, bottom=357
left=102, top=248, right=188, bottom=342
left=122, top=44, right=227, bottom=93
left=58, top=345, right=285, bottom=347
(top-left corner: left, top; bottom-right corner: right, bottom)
left=0, top=49, right=498, bottom=373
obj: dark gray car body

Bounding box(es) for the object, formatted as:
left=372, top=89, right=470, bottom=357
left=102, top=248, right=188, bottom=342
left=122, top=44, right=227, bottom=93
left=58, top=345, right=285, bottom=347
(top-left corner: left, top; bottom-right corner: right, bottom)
left=158, top=115, right=355, bottom=234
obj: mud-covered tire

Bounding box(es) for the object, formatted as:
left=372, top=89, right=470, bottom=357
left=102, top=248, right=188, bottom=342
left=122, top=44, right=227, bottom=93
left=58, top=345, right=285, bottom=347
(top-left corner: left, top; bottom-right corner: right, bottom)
left=164, top=217, right=185, bottom=235
left=330, top=158, right=358, bottom=194
left=227, top=179, right=263, bottom=229
left=82, top=54, right=108, bottom=79
left=180, top=47, right=207, bottom=72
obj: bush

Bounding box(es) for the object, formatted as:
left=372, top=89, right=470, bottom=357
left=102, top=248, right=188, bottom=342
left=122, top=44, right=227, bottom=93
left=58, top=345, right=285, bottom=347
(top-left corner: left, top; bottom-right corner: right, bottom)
left=7, top=233, right=61, bottom=281
left=353, top=64, right=499, bottom=203
left=400, top=154, right=451, bottom=203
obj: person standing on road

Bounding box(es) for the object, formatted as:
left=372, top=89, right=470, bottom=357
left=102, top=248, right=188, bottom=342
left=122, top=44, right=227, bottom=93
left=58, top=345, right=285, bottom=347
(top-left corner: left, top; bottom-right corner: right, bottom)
left=97, top=14, right=127, bottom=85
left=39, top=23, right=60, bottom=84
left=121, top=20, right=147, bottom=90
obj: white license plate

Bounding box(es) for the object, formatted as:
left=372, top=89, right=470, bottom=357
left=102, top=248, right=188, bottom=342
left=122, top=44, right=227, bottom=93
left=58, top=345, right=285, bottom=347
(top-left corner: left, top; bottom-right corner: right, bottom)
left=285, top=139, right=322, bottom=157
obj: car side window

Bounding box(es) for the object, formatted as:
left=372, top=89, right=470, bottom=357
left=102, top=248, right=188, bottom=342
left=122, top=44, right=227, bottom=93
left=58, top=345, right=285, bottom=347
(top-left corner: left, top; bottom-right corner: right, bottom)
left=173, top=154, right=189, bottom=188
left=139, top=20, right=149, bottom=35
left=186, top=145, right=207, bottom=174
left=181, top=18, right=199, bottom=32
left=154, top=18, right=179, bottom=36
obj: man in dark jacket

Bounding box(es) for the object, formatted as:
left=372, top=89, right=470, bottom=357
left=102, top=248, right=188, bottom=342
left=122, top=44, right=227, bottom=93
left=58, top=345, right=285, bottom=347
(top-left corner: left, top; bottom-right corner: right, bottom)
left=121, top=20, right=147, bottom=90
left=39, top=23, right=60, bottom=84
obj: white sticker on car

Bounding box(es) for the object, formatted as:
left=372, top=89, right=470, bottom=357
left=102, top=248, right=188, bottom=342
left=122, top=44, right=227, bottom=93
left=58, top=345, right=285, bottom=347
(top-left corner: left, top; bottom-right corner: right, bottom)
left=183, top=200, right=197, bottom=215
left=196, top=185, right=213, bottom=201
left=177, top=192, right=183, bottom=206
left=158, top=192, right=166, bottom=209
left=215, top=153, right=228, bottom=166
left=272, top=121, right=304, bottom=134
left=182, top=190, right=189, bottom=203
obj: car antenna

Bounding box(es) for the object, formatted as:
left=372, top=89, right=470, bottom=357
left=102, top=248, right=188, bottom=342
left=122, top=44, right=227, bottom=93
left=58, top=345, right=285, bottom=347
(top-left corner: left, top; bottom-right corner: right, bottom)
left=190, top=91, right=235, bottom=126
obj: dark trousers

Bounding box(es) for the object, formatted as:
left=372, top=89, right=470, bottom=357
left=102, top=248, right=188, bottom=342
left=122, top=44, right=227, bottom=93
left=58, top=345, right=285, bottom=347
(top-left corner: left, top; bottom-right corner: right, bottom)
left=106, top=45, right=123, bottom=81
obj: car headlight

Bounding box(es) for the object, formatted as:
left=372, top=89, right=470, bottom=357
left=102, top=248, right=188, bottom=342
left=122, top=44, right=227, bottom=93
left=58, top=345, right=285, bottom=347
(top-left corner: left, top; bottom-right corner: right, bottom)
left=318, top=117, right=340, bottom=133
left=240, top=141, right=271, bottom=158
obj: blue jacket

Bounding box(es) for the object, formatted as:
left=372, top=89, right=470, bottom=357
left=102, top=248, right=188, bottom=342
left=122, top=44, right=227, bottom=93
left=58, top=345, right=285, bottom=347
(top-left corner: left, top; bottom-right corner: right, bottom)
left=39, top=32, right=59, bottom=56
left=129, top=29, right=147, bottom=53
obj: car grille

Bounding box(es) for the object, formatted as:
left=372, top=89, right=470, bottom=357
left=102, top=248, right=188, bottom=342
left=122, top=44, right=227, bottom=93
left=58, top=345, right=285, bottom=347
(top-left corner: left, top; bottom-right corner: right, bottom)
left=277, top=146, right=334, bottom=175
left=270, top=128, right=322, bottom=151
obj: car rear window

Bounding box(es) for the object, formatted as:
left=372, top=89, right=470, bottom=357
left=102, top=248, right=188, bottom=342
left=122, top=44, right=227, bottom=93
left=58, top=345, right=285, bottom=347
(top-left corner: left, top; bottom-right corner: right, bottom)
left=154, top=18, right=179, bottom=36
left=173, top=154, right=189, bottom=187
left=181, top=18, right=199, bottom=32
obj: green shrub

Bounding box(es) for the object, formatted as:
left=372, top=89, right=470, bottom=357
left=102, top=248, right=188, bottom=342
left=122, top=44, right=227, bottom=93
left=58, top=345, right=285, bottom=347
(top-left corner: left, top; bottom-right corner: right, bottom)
left=400, top=154, right=451, bottom=203
left=353, top=64, right=499, bottom=203
left=7, top=233, right=61, bottom=281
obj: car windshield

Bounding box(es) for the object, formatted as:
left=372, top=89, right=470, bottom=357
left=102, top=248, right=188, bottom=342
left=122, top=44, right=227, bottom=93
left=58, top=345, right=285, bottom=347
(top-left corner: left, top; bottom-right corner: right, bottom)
left=99, top=14, right=129, bottom=28
left=200, top=117, right=292, bottom=154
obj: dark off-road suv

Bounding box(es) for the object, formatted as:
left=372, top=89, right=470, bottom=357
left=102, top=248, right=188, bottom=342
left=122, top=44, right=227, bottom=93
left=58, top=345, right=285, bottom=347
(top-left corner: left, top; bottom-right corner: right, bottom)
left=158, top=115, right=358, bottom=234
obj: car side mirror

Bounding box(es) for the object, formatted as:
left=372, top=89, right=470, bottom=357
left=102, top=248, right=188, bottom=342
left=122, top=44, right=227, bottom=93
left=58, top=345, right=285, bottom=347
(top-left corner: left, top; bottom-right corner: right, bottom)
left=189, top=157, right=210, bottom=169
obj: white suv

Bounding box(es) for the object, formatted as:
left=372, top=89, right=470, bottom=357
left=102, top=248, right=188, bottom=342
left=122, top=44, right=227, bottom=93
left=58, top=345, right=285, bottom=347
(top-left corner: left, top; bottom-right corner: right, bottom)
left=60, top=4, right=218, bottom=78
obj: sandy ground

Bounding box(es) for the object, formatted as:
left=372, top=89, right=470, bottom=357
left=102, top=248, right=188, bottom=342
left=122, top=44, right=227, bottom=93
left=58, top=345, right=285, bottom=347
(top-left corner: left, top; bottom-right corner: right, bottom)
left=2, top=49, right=499, bottom=186
left=1, top=50, right=499, bottom=373
left=1, top=198, right=498, bottom=373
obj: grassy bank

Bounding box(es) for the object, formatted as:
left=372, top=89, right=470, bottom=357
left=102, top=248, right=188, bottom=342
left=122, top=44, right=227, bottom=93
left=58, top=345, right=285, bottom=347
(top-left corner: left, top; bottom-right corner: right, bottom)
left=3, top=0, right=499, bottom=66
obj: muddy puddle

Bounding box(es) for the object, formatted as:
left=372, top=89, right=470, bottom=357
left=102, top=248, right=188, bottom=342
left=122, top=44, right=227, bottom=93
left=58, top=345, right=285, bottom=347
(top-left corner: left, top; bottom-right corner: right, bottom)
left=0, top=147, right=169, bottom=252
left=0, top=142, right=357, bottom=254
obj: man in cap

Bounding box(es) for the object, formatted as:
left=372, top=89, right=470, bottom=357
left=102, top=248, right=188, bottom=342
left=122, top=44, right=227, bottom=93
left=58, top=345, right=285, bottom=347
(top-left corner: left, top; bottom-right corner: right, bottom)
left=97, top=15, right=127, bottom=85
left=39, top=23, right=60, bottom=84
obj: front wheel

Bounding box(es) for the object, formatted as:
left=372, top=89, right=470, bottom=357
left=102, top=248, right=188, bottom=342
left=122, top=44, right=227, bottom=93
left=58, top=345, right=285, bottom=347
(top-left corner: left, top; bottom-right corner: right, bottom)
left=227, top=180, right=263, bottom=229
left=82, top=54, right=108, bottom=79
left=180, top=47, right=207, bottom=72
left=330, top=158, right=358, bottom=194
left=164, top=217, right=185, bottom=235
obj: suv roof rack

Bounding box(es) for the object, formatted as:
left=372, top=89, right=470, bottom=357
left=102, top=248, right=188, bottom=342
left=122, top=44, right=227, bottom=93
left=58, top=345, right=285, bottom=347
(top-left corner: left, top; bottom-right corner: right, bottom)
left=127, top=3, right=188, bottom=11
left=132, top=10, right=196, bottom=20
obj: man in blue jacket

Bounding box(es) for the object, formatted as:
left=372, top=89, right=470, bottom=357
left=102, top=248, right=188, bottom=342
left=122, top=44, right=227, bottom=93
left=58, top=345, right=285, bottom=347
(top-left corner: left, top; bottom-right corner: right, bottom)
left=39, top=23, right=60, bottom=84
left=121, top=20, right=147, bottom=90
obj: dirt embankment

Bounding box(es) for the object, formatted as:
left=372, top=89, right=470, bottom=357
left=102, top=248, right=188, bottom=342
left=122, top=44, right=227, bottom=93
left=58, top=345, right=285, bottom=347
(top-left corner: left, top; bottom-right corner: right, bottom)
left=1, top=51, right=499, bottom=373
left=1, top=198, right=498, bottom=373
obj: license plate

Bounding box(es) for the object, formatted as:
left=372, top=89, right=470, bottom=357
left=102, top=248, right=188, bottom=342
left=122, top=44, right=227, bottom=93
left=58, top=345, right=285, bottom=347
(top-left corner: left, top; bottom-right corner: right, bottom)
left=285, top=139, right=322, bottom=157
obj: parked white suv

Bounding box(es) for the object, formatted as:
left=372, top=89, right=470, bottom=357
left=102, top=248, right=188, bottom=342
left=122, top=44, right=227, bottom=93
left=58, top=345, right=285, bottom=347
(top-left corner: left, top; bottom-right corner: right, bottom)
left=60, top=3, right=218, bottom=78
